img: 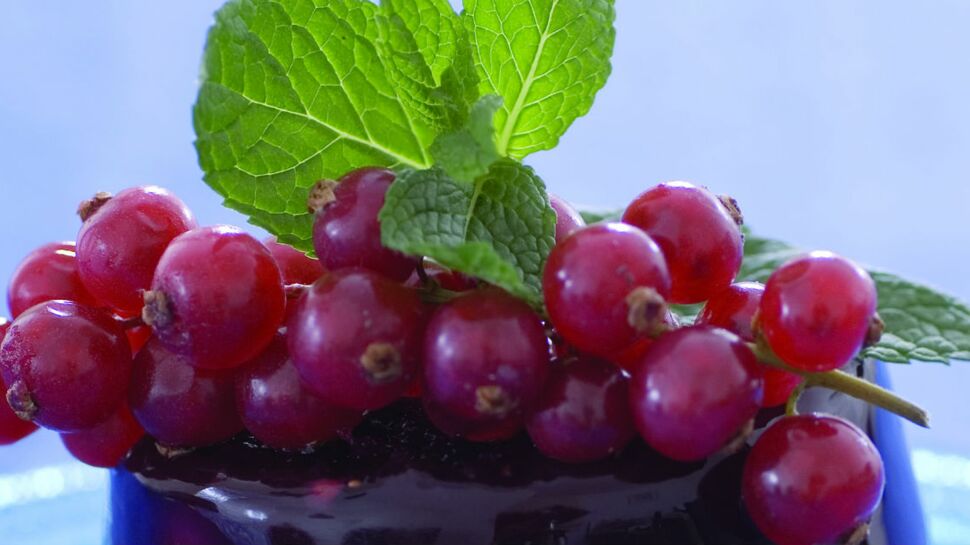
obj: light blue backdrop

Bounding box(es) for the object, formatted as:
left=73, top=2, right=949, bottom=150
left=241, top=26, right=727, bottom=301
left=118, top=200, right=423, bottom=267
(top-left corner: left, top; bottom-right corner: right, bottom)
left=0, top=2, right=967, bottom=543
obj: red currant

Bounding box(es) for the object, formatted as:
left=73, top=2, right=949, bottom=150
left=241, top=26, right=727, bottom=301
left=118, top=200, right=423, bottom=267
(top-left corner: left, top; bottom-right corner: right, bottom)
left=406, top=260, right=479, bottom=292
left=311, top=167, right=419, bottom=282
left=7, top=241, right=98, bottom=318
left=129, top=337, right=242, bottom=447
left=742, top=414, right=884, bottom=545
left=760, top=252, right=877, bottom=372
left=264, top=237, right=325, bottom=285
left=61, top=404, right=144, bottom=468
left=526, top=357, right=634, bottom=463
left=423, top=289, right=549, bottom=442
left=0, top=318, right=37, bottom=444
left=0, top=301, right=131, bottom=432
left=622, top=182, right=743, bottom=304
left=144, top=226, right=286, bottom=370
left=696, top=282, right=802, bottom=407
left=288, top=269, right=425, bottom=411
left=548, top=193, right=586, bottom=243
left=629, top=326, right=763, bottom=461
left=543, top=223, right=671, bottom=360
left=77, top=186, right=196, bottom=315
left=237, top=334, right=362, bottom=450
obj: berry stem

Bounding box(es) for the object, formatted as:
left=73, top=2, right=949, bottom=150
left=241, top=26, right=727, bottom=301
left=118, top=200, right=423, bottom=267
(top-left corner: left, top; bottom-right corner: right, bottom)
left=784, top=381, right=806, bottom=417
left=749, top=341, right=930, bottom=428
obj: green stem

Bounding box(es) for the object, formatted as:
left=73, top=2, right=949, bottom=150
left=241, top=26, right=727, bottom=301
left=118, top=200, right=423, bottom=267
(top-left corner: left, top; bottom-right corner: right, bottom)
left=784, top=381, right=806, bottom=417
left=749, top=342, right=930, bottom=428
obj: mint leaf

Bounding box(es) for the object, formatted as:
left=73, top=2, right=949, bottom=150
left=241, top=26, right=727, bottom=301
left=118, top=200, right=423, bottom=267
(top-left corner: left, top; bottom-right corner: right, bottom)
left=379, top=160, right=556, bottom=304
left=194, top=0, right=476, bottom=250
left=430, top=95, right=502, bottom=182
left=578, top=208, right=621, bottom=224
left=464, top=0, right=616, bottom=159
left=740, top=233, right=970, bottom=364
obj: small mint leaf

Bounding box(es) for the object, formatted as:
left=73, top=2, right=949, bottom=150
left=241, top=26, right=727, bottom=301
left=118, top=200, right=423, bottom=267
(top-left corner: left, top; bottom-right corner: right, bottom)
left=430, top=95, right=503, bottom=183
left=740, top=233, right=970, bottom=364
left=578, top=208, right=622, bottom=224
left=379, top=160, right=556, bottom=304
left=194, top=0, right=477, bottom=251
left=464, top=0, right=616, bottom=159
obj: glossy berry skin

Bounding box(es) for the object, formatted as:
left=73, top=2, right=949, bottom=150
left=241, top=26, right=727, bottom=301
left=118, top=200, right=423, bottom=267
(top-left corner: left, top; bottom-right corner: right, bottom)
left=264, top=237, right=325, bottom=285
left=129, top=337, right=243, bottom=447
left=60, top=404, right=144, bottom=468
left=549, top=193, right=586, bottom=243
left=622, top=182, right=743, bottom=304
left=288, top=269, right=425, bottom=411
left=742, top=414, right=884, bottom=545
left=0, top=301, right=131, bottom=432
left=237, top=334, right=362, bottom=450
left=696, top=282, right=803, bottom=407
left=423, top=289, right=549, bottom=442
left=526, top=357, right=634, bottom=463
left=543, top=223, right=671, bottom=360
left=760, top=252, right=877, bottom=372
left=7, top=242, right=98, bottom=318
left=145, top=226, right=285, bottom=370
left=312, top=167, right=418, bottom=282
left=0, top=318, right=37, bottom=444
left=77, top=186, right=196, bottom=315
left=629, top=326, right=763, bottom=461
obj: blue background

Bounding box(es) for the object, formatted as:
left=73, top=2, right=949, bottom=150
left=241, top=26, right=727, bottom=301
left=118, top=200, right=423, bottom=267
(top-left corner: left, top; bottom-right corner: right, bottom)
left=0, top=1, right=967, bottom=543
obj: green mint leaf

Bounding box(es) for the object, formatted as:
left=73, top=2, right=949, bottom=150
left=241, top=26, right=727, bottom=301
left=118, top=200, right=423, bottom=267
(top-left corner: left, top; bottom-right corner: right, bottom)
left=379, top=160, right=556, bottom=304
left=578, top=208, right=621, bottom=224
left=464, top=0, right=616, bottom=159
left=430, top=95, right=503, bottom=183
left=194, top=0, right=476, bottom=250
left=740, top=233, right=970, bottom=364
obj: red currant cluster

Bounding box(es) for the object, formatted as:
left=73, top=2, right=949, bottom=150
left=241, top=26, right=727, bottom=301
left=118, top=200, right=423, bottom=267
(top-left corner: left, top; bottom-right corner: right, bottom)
left=0, top=170, right=886, bottom=545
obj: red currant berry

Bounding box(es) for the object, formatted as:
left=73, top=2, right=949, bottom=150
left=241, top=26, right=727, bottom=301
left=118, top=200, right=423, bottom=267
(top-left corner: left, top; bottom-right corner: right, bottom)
left=543, top=223, right=671, bottom=360
left=622, top=182, right=743, bottom=304
left=237, top=334, right=362, bottom=450
left=423, top=289, right=549, bottom=442
left=742, top=414, right=884, bottom=545
left=129, top=337, right=243, bottom=447
left=760, top=251, right=877, bottom=372
left=264, top=237, right=325, bottom=285
left=124, top=323, right=152, bottom=355
left=143, top=226, right=286, bottom=370
left=548, top=193, right=586, bottom=243
left=7, top=242, right=98, bottom=318
left=311, top=168, right=419, bottom=282
left=406, top=260, right=479, bottom=292
left=288, top=269, right=425, bottom=411
left=77, top=186, right=196, bottom=315
left=0, top=318, right=37, bottom=444
left=0, top=301, right=131, bottom=432
left=607, top=311, right=680, bottom=371
left=61, top=404, right=144, bottom=468
left=526, top=357, right=634, bottom=463
left=629, top=326, right=763, bottom=461
left=761, top=367, right=804, bottom=408
left=696, top=281, right=764, bottom=342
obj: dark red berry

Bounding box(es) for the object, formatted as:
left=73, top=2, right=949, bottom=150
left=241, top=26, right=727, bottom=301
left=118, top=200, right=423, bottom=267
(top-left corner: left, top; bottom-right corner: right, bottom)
left=423, top=289, right=549, bottom=442
left=129, top=337, right=242, bottom=447
left=696, top=281, right=803, bottom=407
left=237, top=334, right=362, bottom=450
left=760, top=252, right=877, bottom=372
left=406, top=260, right=479, bottom=292
left=526, top=357, right=634, bottom=463
left=629, top=326, right=763, bottom=461
left=311, top=168, right=419, bottom=282
left=288, top=269, right=425, bottom=411
left=0, top=301, right=131, bottom=432
left=607, top=311, right=680, bottom=371
left=742, top=414, right=884, bottom=545
left=60, top=404, right=144, bottom=468
left=0, top=318, right=37, bottom=444
left=7, top=242, right=98, bottom=318
left=264, top=237, right=325, bottom=285
left=144, top=226, right=285, bottom=370
left=77, top=186, right=196, bottom=315
left=543, top=223, right=671, bottom=360
left=622, top=182, right=743, bottom=304
left=549, top=193, right=586, bottom=243
left=125, top=323, right=152, bottom=355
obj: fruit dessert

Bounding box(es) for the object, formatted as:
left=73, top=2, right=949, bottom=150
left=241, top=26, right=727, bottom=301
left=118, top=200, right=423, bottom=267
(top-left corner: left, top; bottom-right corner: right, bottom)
left=1, top=0, right=965, bottom=544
